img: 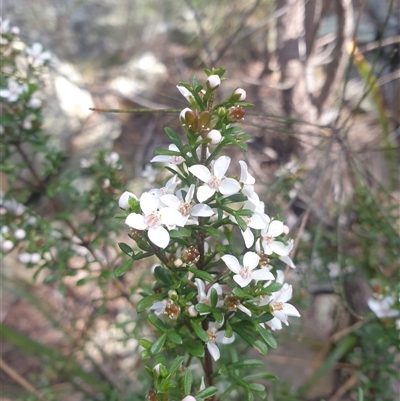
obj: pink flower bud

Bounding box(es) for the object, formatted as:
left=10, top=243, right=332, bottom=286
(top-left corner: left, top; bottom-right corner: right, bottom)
left=283, top=225, right=290, bottom=235
left=207, top=129, right=222, bottom=145
left=207, top=75, right=220, bottom=89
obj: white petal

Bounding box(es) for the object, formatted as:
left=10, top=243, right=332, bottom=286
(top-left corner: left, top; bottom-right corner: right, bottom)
left=243, top=252, right=260, bottom=270
left=125, top=213, right=147, bottom=230
left=191, top=203, right=214, bottom=217
left=238, top=304, right=252, bottom=316
left=251, top=269, right=275, bottom=281
left=242, top=228, right=254, bottom=248
left=219, top=178, right=240, bottom=196
left=185, top=184, right=195, bottom=203
left=239, top=161, right=255, bottom=185
left=159, top=194, right=181, bottom=209
left=188, top=165, right=211, bottom=183
left=270, top=241, right=290, bottom=256
left=265, top=318, right=283, bottom=331
left=216, top=331, right=235, bottom=344
left=273, top=310, right=289, bottom=324
left=160, top=207, right=185, bottom=227
left=148, top=226, right=170, bottom=249
left=221, top=254, right=241, bottom=274
left=268, top=220, right=284, bottom=237
left=282, top=303, right=301, bottom=317
left=248, top=213, right=267, bottom=229
left=195, top=278, right=206, bottom=299
left=213, top=156, right=231, bottom=178
left=275, top=270, right=285, bottom=284
left=140, top=192, right=158, bottom=215
left=279, top=254, right=296, bottom=268
left=208, top=283, right=223, bottom=297
left=150, top=155, right=171, bottom=163
left=196, top=185, right=215, bottom=203
left=277, top=285, right=293, bottom=303
left=233, top=274, right=252, bottom=288
left=207, top=342, right=220, bottom=361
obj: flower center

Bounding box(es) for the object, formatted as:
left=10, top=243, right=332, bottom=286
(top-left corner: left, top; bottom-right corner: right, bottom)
left=262, top=234, right=274, bottom=244
left=207, top=329, right=217, bottom=343
left=273, top=301, right=284, bottom=311
left=164, top=301, right=180, bottom=320
left=173, top=155, right=184, bottom=164
left=240, top=266, right=251, bottom=280
left=208, top=175, right=221, bottom=189
left=145, top=211, right=161, bottom=227
left=179, top=202, right=191, bottom=216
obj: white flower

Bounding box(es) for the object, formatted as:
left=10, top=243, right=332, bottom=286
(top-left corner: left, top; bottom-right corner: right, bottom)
left=18, top=252, right=41, bottom=264
left=233, top=88, right=246, bottom=101
left=26, top=42, right=51, bottom=66
left=230, top=211, right=266, bottom=248
left=239, top=160, right=255, bottom=198
left=207, top=129, right=222, bottom=145
left=160, top=184, right=214, bottom=226
left=22, top=114, right=36, bottom=130
left=149, top=175, right=181, bottom=208
left=125, top=192, right=183, bottom=249
left=182, top=396, right=197, bottom=401
left=261, top=282, right=300, bottom=328
left=222, top=251, right=274, bottom=287
left=277, top=238, right=296, bottom=268
left=188, top=156, right=240, bottom=202
left=104, top=152, right=120, bottom=168
left=27, top=97, right=42, bottom=108
left=1, top=239, right=14, bottom=252
left=141, top=164, right=157, bottom=183
left=260, top=219, right=291, bottom=256
left=14, top=228, right=26, bottom=240
left=207, top=75, right=220, bottom=89
left=118, top=191, right=137, bottom=210
left=368, top=296, right=399, bottom=319
left=206, top=320, right=235, bottom=361
left=0, top=80, right=27, bottom=102
left=195, top=278, right=223, bottom=312
left=150, top=144, right=185, bottom=165
left=150, top=298, right=180, bottom=320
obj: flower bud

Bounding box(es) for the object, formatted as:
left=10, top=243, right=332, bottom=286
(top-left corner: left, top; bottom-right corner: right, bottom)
left=187, top=304, right=198, bottom=317
left=182, top=396, right=196, bottom=401
left=232, top=88, right=246, bottom=101
left=217, top=107, right=227, bottom=118
left=180, top=108, right=196, bottom=127
left=14, top=228, right=26, bottom=240
left=2, top=239, right=14, bottom=252
left=207, top=129, right=222, bottom=145
left=119, top=191, right=137, bottom=210
left=283, top=225, right=290, bottom=235
left=28, top=97, right=42, bottom=108
left=207, top=74, right=220, bottom=89
left=153, top=363, right=162, bottom=377
left=168, top=290, right=178, bottom=300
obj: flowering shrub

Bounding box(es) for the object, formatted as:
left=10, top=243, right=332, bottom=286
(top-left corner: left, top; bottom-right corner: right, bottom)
left=117, top=69, right=300, bottom=400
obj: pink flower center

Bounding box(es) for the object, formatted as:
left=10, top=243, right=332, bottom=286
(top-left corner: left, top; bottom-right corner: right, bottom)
left=173, top=156, right=184, bottom=164
left=262, top=234, right=274, bottom=245
left=145, top=212, right=161, bottom=227
left=240, top=266, right=251, bottom=280
left=208, top=176, right=221, bottom=189
left=179, top=202, right=191, bottom=216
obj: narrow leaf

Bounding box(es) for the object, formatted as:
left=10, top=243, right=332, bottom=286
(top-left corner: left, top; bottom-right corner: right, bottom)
left=189, top=267, right=214, bottom=283
left=150, top=333, right=167, bottom=355
left=183, top=369, right=193, bottom=395
left=190, top=321, right=209, bottom=342
left=167, top=330, right=183, bottom=345
left=137, top=293, right=165, bottom=313
left=115, top=258, right=134, bottom=277
left=196, top=386, right=218, bottom=399
left=118, top=242, right=134, bottom=257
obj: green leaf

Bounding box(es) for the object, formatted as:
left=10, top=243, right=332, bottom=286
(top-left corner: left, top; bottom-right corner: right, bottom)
left=233, top=324, right=268, bottom=355
left=199, top=225, right=220, bottom=237
left=115, top=258, right=134, bottom=277
left=76, top=277, right=95, bottom=286
left=154, top=148, right=182, bottom=156
left=263, top=281, right=283, bottom=294
left=183, top=339, right=204, bottom=358
left=220, top=193, right=248, bottom=205
left=210, top=288, right=218, bottom=308
left=148, top=313, right=167, bottom=332
left=249, top=383, right=265, bottom=392
left=154, top=266, right=173, bottom=287
left=195, top=303, right=211, bottom=314
left=167, top=330, right=183, bottom=345
left=196, top=386, right=218, bottom=399
left=118, top=242, right=134, bottom=257
left=188, top=267, right=214, bottom=283
left=190, top=321, right=209, bottom=342
left=183, top=369, right=193, bottom=395
left=232, top=287, right=246, bottom=298
left=212, top=310, right=224, bottom=323
left=169, top=356, right=185, bottom=376
left=256, top=325, right=277, bottom=349
left=228, top=371, right=250, bottom=390
left=150, top=333, right=167, bottom=355
left=235, top=215, right=248, bottom=232
left=243, top=372, right=277, bottom=381
left=169, top=227, right=192, bottom=238
left=137, top=293, right=165, bottom=313
left=139, top=338, right=152, bottom=349
left=165, top=127, right=184, bottom=151
left=229, top=359, right=264, bottom=370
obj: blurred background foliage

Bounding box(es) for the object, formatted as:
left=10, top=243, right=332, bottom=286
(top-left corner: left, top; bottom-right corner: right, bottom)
left=1, top=0, right=399, bottom=400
